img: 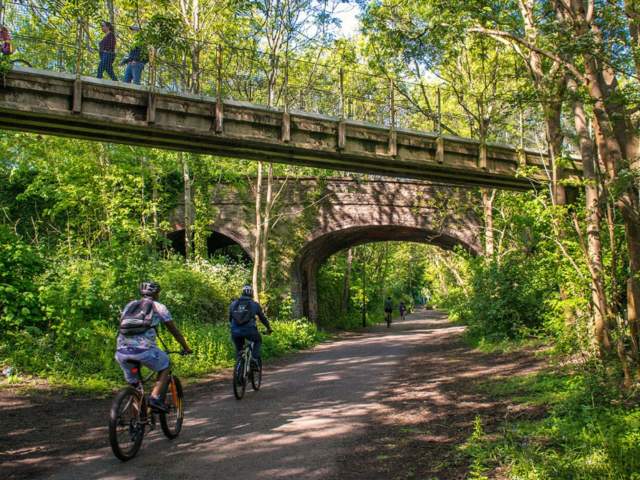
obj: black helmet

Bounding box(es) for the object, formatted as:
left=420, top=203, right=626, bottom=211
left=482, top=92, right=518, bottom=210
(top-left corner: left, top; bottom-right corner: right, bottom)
left=242, top=285, right=253, bottom=297
left=140, top=281, right=161, bottom=298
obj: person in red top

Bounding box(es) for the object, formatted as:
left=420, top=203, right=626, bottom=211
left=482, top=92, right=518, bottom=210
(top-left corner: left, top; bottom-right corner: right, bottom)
left=97, top=21, right=117, bottom=80
left=1, top=26, right=12, bottom=56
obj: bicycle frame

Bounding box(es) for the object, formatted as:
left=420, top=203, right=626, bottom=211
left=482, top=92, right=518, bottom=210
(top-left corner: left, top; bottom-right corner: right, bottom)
left=239, top=341, right=256, bottom=380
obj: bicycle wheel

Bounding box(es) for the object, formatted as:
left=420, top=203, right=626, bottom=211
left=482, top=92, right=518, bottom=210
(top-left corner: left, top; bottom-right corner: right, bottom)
left=250, top=361, right=262, bottom=391
left=160, top=376, right=184, bottom=439
left=233, top=357, right=246, bottom=400
left=109, top=387, right=145, bottom=461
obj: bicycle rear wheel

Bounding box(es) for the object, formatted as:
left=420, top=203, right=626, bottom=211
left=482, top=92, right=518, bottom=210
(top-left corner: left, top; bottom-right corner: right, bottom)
left=233, top=357, right=246, bottom=400
left=160, top=376, right=184, bottom=439
left=250, top=361, right=262, bottom=391
left=109, top=387, right=145, bottom=461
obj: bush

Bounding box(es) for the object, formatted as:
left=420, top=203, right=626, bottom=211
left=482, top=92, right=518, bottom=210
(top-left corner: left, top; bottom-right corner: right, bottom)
left=448, top=253, right=557, bottom=343
left=0, top=226, right=44, bottom=331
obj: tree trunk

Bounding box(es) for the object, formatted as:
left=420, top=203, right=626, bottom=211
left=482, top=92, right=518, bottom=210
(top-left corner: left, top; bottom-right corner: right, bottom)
left=260, top=163, right=273, bottom=293
left=252, top=162, right=263, bottom=300
left=341, top=248, right=352, bottom=313
left=571, top=83, right=611, bottom=353
left=106, top=0, right=115, bottom=27
left=481, top=188, right=495, bottom=257
left=181, top=153, right=192, bottom=260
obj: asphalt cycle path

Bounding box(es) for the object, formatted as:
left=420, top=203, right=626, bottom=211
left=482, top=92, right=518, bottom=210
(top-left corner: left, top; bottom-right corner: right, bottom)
left=31, top=309, right=450, bottom=480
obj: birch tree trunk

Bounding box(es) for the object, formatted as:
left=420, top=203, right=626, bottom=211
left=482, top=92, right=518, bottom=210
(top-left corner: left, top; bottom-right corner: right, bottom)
left=481, top=189, right=495, bottom=257
left=181, top=153, right=192, bottom=260
left=341, top=248, right=352, bottom=313
left=260, top=163, right=273, bottom=293
left=252, top=162, right=263, bottom=300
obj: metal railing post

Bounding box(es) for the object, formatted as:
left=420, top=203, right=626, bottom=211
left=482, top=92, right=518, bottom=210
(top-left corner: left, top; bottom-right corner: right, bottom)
left=281, top=55, right=290, bottom=142
left=388, top=77, right=397, bottom=156
left=214, top=44, right=223, bottom=133
left=435, top=86, right=444, bottom=163
left=337, top=67, right=346, bottom=150
left=339, top=67, right=345, bottom=119
left=74, top=16, right=83, bottom=77
left=518, top=109, right=526, bottom=166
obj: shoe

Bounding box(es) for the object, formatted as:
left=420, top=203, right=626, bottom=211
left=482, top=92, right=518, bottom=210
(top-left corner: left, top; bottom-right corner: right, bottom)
left=148, top=395, right=169, bottom=413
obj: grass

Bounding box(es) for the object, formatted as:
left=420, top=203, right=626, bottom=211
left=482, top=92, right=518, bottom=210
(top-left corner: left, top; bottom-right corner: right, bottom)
left=0, top=318, right=326, bottom=395
left=461, top=364, right=640, bottom=480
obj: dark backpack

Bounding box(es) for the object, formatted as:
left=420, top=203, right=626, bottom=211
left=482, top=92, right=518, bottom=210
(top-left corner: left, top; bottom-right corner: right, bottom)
left=119, top=298, right=156, bottom=336
left=231, top=298, right=254, bottom=325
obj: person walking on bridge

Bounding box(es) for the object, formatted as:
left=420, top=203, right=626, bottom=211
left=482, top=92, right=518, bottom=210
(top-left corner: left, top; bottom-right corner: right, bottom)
left=229, top=285, right=272, bottom=369
left=97, top=21, right=117, bottom=81
left=121, top=25, right=146, bottom=85
left=1, top=26, right=12, bottom=56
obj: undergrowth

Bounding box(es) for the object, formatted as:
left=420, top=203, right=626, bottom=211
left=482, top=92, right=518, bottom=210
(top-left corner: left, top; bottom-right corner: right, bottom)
left=461, top=365, right=640, bottom=480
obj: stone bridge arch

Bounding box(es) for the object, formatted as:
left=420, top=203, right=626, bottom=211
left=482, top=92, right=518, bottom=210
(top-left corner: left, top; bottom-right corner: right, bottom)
left=173, top=177, right=482, bottom=321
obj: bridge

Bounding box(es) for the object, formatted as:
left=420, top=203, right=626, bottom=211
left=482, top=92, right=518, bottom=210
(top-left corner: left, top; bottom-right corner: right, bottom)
left=171, top=178, right=482, bottom=322
left=0, top=67, right=583, bottom=189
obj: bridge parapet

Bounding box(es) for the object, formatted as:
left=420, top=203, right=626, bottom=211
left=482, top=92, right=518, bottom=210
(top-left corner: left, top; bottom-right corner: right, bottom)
left=0, top=68, right=582, bottom=189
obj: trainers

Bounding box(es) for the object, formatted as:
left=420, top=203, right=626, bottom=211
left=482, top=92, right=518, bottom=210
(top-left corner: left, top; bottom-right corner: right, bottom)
left=148, top=395, right=169, bottom=413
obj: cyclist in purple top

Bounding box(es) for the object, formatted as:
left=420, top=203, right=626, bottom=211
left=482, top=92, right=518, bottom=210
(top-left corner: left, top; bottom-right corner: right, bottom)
left=115, top=282, right=191, bottom=412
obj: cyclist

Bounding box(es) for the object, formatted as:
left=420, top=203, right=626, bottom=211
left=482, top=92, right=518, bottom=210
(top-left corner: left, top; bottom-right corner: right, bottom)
left=229, top=285, right=272, bottom=368
left=115, top=281, right=192, bottom=412
left=399, top=301, right=406, bottom=321
left=384, top=296, right=393, bottom=326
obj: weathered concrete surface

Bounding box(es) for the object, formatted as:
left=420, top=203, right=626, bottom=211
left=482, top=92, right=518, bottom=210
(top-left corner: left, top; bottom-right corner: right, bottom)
left=0, top=67, right=582, bottom=189
left=177, top=178, right=481, bottom=322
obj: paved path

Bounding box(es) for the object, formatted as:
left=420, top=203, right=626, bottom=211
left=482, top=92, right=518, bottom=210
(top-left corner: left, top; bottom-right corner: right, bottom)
left=27, top=310, right=450, bottom=480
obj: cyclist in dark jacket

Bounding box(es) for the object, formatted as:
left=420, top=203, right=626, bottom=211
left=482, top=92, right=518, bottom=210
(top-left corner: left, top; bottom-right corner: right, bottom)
left=229, top=285, right=272, bottom=366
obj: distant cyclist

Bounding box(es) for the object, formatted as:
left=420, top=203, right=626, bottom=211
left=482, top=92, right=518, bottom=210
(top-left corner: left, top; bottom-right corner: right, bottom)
left=384, top=296, right=393, bottom=327
left=229, top=285, right=272, bottom=368
left=115, top=281, right=192, bottom=412
left=399, top=301, right=407, bottom=321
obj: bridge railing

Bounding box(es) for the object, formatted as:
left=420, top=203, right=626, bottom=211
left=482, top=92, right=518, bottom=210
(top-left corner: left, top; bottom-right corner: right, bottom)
left=1, top=1, right=576, bottom=156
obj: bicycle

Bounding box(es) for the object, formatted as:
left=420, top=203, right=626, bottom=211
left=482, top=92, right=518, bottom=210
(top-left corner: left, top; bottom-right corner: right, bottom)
left=233, top=331, right=270, bottom=400
left=109, top=349, right=188, bottom=461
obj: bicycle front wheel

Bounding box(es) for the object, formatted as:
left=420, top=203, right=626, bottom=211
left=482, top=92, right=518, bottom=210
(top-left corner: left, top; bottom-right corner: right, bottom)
left=109, top=387, right=145, bottom=461
left=160, top=376, right=184, bottom=439
left=233, top=357, right=247, bottom=400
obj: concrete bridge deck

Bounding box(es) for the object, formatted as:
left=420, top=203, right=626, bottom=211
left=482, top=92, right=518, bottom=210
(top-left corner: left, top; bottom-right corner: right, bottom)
left=0, top=67, right=582, bottom=189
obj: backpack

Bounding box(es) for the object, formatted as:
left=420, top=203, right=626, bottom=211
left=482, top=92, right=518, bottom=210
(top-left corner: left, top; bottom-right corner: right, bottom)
left=119, top=298, right=156, bottom=336
left=231, top=298, right=254, bottom=325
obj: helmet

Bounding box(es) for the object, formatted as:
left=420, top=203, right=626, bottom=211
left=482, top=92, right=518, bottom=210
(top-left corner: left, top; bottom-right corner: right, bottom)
left=140, top=281, right=161, bottom=298
left=242, top=285, right=253, bottom=297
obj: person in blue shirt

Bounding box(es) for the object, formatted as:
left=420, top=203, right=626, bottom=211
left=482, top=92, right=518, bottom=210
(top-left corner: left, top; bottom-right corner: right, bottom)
left=229, top=285, right=272, bottom=367
left=121, top=25, right=147, bottom=84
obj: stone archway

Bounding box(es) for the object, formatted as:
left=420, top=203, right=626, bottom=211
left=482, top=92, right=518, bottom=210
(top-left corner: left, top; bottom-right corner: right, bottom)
left=292, top=224, right=481, bottom=322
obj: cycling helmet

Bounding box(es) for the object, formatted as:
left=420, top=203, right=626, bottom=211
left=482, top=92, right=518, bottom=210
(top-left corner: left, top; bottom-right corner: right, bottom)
left=242, top=285, right=253, bottom=297
left=140, top=281, right=161, bottom=298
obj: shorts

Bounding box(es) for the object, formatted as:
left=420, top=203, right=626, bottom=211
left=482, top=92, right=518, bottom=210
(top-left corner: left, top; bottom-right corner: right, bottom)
left=115, top=347, right=170, bottom=384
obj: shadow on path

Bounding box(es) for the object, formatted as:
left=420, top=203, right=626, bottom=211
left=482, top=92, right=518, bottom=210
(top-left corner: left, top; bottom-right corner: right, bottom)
left=0, top=310, right=542, bottom=480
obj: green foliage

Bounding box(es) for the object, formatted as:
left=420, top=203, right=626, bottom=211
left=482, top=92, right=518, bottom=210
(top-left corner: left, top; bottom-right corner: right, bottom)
left=447, top=253, right=557, bottom=343
left=463, top=367, right=640, bottom=479
left=0, top=227, right=44, bottom=330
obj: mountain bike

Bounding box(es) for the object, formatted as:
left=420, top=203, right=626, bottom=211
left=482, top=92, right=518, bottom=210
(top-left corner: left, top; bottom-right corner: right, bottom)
left=109, top=349, right=188, bottom=461
left=233, top=331, right=270, bottom=400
